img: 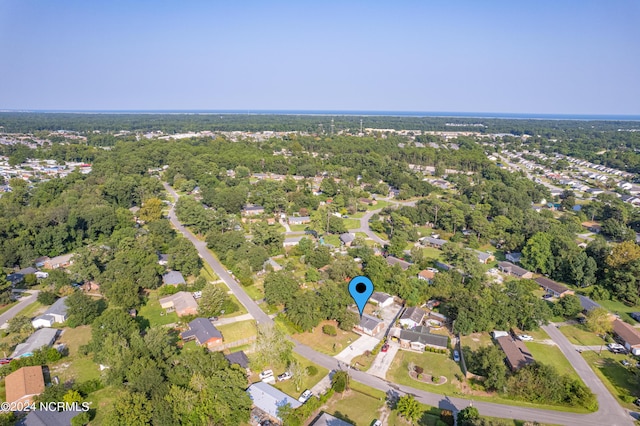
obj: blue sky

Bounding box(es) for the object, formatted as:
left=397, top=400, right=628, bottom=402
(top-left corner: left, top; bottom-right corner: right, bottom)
left=0, top=0, right=638, bottom=114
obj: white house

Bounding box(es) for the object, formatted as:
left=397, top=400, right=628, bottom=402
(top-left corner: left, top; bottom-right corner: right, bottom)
left=370, top=292, right=394, bottom=308
left=31, top=297, right=68, bottom=328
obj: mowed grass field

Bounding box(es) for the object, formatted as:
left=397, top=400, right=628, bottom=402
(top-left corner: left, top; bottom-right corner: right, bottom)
left=559, top=324, right=606, bottom=346
left=582, top=350, right=639, bottom=409
left=216, top=320, right=257, bottom=343
left=292, top=320, right=360, bottom=356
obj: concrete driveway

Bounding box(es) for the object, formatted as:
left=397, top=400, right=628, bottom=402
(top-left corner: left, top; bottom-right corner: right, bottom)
left=334, top=334, right=380, bottom=364
left=368, top=341, right=400, bottom=379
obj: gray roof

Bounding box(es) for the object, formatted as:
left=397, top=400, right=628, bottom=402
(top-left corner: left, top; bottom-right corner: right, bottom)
left=497, top=261, right=531, bottom=277
left=475, top=250, right=493, bottom=262
left=284, top=236, right=303, bottom=244
left=17, top=267, right=38, bottom=275
left=158, top=253, right=169, bottom=262
left=243, top=204, right=264, bottom=211
left=181, top=318, right=222, bottom=344
left=225, top=350, right=250, bottom=368
left=11, top=328, right=59, bottom=358
left=370, top=291, right=393, bottom=304
left=289, top=216, right=310, bottom=223
left=45, top=296, right=68, bottom=317
left=162, top=270, right=186, bottom=285
left=578, top=295, right=601, bottom=312
left=339, top=233, right=355, bottom=243
left=400, top=307, right=426, bottom=324
left=421, top=237, right=447, bottom=246
left=358, top=314, right=382, bottom=331
left=386, top=256, right=412, bottom=270
left=247, top=381, right=301, bottom=420
left=310, top=412, right=353, bottom=426
left=17, top=410, right=81, bottom=426
left=399, top=327, right=448, bottom=348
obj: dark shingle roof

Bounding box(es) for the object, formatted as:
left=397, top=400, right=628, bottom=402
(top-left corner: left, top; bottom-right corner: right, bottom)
left=17, top=410, right=81, bottom=426
left=399, top=328, right=448, bottom=348
left=535, top=277, right=570, bottom=295
left=181, top=318, right=222, bottom=344
left=225, top=351, right=249, bottom=368
left=401, top=307, right=426, bottom=324
left=358, top=314, right=382, bottom=331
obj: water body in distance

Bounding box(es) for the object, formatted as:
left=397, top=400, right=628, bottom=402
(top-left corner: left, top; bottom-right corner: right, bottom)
left=3, top=110, right=640, bottom=121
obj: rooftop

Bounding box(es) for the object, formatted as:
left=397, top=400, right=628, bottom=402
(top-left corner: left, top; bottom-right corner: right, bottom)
left=386, top=256, right=412, bottom=270
left=162, top=270, right=186, bottom=285
left=45, top=296, right=68, bottom=317
left=496, top=335, right=534, bottom=371
left=358, top=313, right=383, bottom=331
left=535, top=276, right=570, bottom=295
left=5, top=366, right=45, bottom=404
left=181, top=318, right=222, bottom=344
left=310, top=412, right=353, bottom=426
left=401, top=306, right=426, bottom=324
left=11, top=328, right=59, bottom=358
left=370, top=291, right=393, bottom=304
left=247, top=381, right=301, bottom=420
left=225, top=351, right=250, bottom=369
left=16, top=410, right=81, bottom=426
left=613, top=319, right=640, bottom=347
left=399, top=326, right=448, bottom=348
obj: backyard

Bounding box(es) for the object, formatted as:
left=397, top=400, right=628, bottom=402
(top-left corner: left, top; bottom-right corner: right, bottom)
left=138, top=291, right=179, bottom=327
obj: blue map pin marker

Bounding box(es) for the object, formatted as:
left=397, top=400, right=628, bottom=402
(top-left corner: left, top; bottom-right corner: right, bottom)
left=349, top=276, right=374, bottom=317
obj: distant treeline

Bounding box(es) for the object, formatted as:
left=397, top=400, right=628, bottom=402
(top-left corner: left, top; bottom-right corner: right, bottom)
left=0, top=112, right=639, bottom=134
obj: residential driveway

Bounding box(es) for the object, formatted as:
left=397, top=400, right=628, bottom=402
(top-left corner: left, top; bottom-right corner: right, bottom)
left=334, top=334, right=380, bottom=364
left=0, top=290, right=40, bottom=330
left=368, top=341, right=400, bottom=379
left=310, top=370, right=335, bottom=396
left=213, top=313, right=253, bottom=326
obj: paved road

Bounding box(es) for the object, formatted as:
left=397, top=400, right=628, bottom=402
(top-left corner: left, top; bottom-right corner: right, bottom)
left=164, top=183, right=636, bottom=426
left=542, top=324, right=633, bottom=425
left=0, top=290, right=40, bottom=329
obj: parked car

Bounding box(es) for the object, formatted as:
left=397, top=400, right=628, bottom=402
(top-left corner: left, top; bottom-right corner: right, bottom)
left=607, top=343, right=627, bottom=354
left=621, top=359, right=630, bottom=366
left=518, top=335, right=533, bottom=342
left=453, top=350, right=460, bottom=362
left=631, top=312, right=640, bottom=322
left=277, top=372, right=292, bottom=381
left=0, top=358, right=12, bottom=365
left=381, top=343, right=389, bottom=352
left=372, top=421, right=382, bottom=426
left=635, top=398, right=640, bottom=407
left=298, top=390, right=313, bottom=403
left=259, top=370, right=275, bottom=383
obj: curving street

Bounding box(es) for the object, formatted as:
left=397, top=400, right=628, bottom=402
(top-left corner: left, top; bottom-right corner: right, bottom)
left=163, top=183, right=635, bottom=426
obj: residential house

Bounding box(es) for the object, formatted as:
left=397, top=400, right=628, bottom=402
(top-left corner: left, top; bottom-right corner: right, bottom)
left=225, top=350, right=250, bottom=370
left=83, top=281, right=101, bottom=293
left=474, top=250, right=495, bottom=264
left=162, top=271, right=186, bottom=286
left=247, top=381, right=302, bottom=423
left=263, top=258, right=283, bottom=272
left=159, top=292, right=199, bottom=317
left=11, top=328, right=59, bottom=359
left=43, top=253, right=74, bottom=269
left=435, top=261, right=453, bottom=271
left=581, top=221, right=602, bottom=234
left=418, top=269, right=436, bottom=283
left=496, top=335, right=535, bottom=371
left=497, top=261, right=533, bottom=279
left=398, top=326, right=448, bottom=351
left=158, top=253, right=169, bottom=266
left=586, top=188, right=604, bottom=196
left=578, top=295, right=601, bottom=314
left=370, top=292, right=394, bottom=308
left=613, top=319, right=640, bottom=356
left=17, top=410, right=82, bottom=426
left=426, top=311, right=448, bottom=326
left=310, top=412, right=353, bottom=426
left=358, top=198, right=377, bottom=206
left=420, top=237, right=447, bottom=249
left=288, top=216, right=311, bottom=225
left=283, top=236, right=303, bottom=248
left=354, top=313, right=385, bottom=336
left=7, top=267, right=39, bottom=286
left=399, top=306, right=426, bottom=328
left=4, top=366, right=45, bottom=405
left=242, top=204, right=265, bottom=216
left=385, top=256, right=412, bottom=271
left=535, top=277, right=574, bottom=297
left=181, top=318, right=223, bottom=349
left=31, top=296, right=68, bottom=328
left=505, top=252, right=522, bottom=263
left=339, top=233, right=355, bottom=247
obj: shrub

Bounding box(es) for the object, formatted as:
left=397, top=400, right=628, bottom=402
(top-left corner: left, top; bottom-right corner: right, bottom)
left=37, top=291, right=57, bottom=305
left=306, top=365, right=318, bottom=376
left=414, top=366, right=424, bottom=375
left=440, top=409, right=455, bottom=426
left=322, top=324, right=337, bottom=336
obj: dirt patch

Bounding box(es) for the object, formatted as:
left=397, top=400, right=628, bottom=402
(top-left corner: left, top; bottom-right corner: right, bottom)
left=539, top=339, right=557, bottom=346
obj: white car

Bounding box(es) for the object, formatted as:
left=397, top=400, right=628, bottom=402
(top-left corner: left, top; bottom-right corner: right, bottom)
left=518, top=335, right=533, bottom=342
left=298, top=389, right=312, bottom=403
left=277, top=372, right=292, bottom=381
left=259, top=370, right=275, bottom=383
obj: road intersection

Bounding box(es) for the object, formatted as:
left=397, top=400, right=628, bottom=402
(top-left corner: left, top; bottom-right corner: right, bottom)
left=163, top=182, right=636, bottom=426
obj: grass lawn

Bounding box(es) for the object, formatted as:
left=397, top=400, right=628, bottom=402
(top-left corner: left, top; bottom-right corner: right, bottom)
left=420, top=247, right=444, bottom=260
left=368, top=200, right=389, bottom=210
left=58, top=326, right=92, bottom=356
left=343, top=218, right=360, bottom=230
left=222, top=290, right=249, bottom=317
left=525, top=342, right=582, bottom=380
left=351, top=350, right=377, bottom=371
left=289, top=224, right=308, bottom=232
left=599, top=299, right=640, bottom=324
left=291, top=320, right=360, bottom=356
left=0, top=301, right=18, bottom=315
left=583, top=351, right=639, bottom=409
left=87, top=386, right=125, bottom=425
left=18, top=301, right=45, bottom=319
left=559, top=324, right=605, bottom=346
left=322, top=234, right=341, bottom=247
left=138, top=292, right=179, bottom=327
left=460, top=332, right=492, bottom=352
left=243, top=283, right=264, bottom=301
left=200, top=263, right=219, bottom=281
left=272, top=353, right=328, bottom=398
left=324, top=381, right=388, bottom=426
left=388, top=350, right=463, bottom=396
left=217, top=320, right=257, bottom=343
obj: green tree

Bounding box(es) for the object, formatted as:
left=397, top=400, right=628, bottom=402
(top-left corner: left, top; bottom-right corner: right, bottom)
left=37, top=291, right=57, bottom=305
left=254, top=324, right=294, bottom=368
left=66, top=291, right=103, bottom=326
left=106, top=391, right=152, bottom=426
left=198, top=285, right=228, bottom=318
left=521, top=232, right=553, bottom=274
left=331, top=370, right=350, bottom=393
left=397, top=394, right=421, bottom=424
left=138, top=198, right=163, bottom=222
left=457, top=406, right=480, bottom=426
left=264, top=271, right=299, bottom=306
left=8, top=315, right=33, bottom=334
left=289, top=360, right=309, bottom=392
left=586, top=307, right=613, bottom=355
left=168, top=237, right=202, bottom=277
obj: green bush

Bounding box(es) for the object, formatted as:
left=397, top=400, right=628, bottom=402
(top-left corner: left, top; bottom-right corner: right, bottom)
left=306, top=365, right=318, bottom=376
left=322, top=324, right=337, bottom=336
left=37, top=291, right=57, bottom=305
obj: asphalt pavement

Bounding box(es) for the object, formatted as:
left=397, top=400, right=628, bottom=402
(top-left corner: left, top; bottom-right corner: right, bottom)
left=0, top=290, right=40, bottom=329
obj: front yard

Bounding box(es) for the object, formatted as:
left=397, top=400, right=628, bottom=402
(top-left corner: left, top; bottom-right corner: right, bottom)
left=559, top=324, right=605, bottom=346
left=217, top=320, right=257, bottom=343
left=582, top=350, right=639, bottom=409
left=525, top=342, right=582, bottom=381
left=387, top=350, right=462, bottom=396
left=291, top=320, right=360, bottom=356
left=271, top=353, right=328, bottom=398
